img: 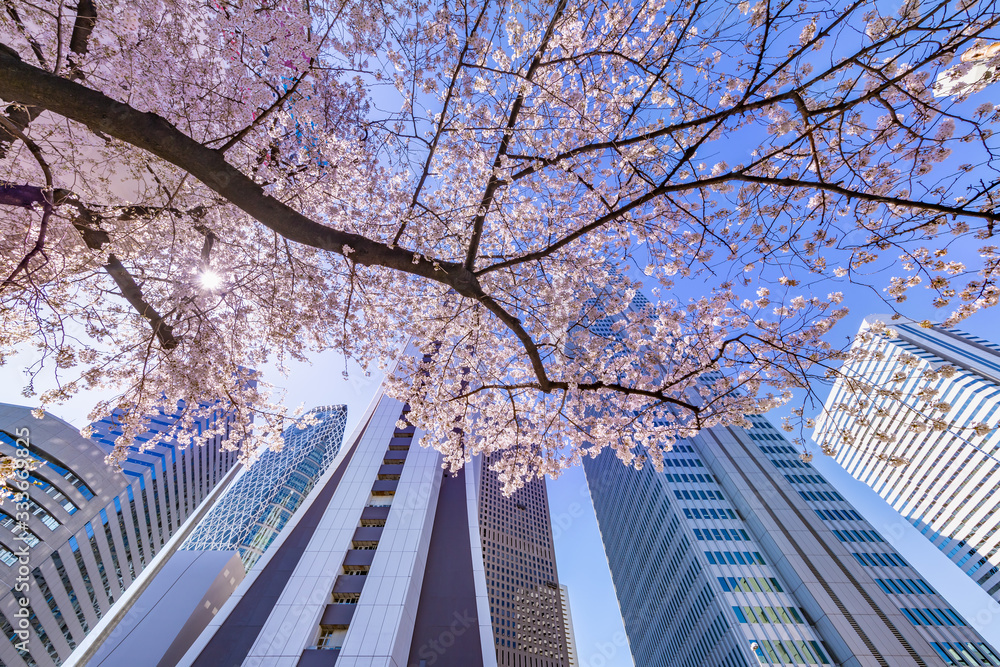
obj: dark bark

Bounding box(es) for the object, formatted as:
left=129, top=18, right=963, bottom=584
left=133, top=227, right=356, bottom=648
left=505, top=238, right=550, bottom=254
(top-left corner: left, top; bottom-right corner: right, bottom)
left=68, top=0, right=98, bottom=57
left=0, top=182, right=178, bottom=346
left=0, top=44, right=555, bottom=388
left=104, top=254, right=178, bottom=349
left=0, top=46, right=476, bottom=287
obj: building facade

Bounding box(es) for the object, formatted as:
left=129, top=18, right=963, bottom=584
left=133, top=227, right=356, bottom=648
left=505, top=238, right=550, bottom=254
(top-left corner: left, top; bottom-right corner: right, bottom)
left=182, top=387, right=494, bottom=666
left=0, top=401, right=240, bottom=667
left=181, top=376, right=573, bottom=667
left=478, top=453, right=571, bottom=667
left=557, top=585, right=578, bottom=667
left=181, top=405, right=348, bottom=570
left=815, top=316, right=1000, bottom=603
left=584, top=414, right=1000, bottom=666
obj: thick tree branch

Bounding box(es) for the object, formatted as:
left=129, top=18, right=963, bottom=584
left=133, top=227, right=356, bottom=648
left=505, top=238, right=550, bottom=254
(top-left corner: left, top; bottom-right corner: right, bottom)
left=67, top=0, right=97, bottom=76
left=104, top=254, right=179, bottom=350
left=0, top=47, right=469, bottom=286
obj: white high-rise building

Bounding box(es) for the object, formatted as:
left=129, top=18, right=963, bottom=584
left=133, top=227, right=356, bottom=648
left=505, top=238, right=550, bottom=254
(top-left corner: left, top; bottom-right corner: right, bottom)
left=815, top=315, right=1000, bottom=603
left=558, top=584, right=578, bottom=667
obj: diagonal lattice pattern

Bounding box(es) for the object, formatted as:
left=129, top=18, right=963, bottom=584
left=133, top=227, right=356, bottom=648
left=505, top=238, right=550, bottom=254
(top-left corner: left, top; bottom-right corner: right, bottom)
left=182, top=405, right=348, bottom=570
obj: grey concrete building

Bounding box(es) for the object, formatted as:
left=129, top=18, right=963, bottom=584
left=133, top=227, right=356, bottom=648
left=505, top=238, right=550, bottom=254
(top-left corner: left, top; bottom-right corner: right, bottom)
left=579, top=292, right=1000, bottom=666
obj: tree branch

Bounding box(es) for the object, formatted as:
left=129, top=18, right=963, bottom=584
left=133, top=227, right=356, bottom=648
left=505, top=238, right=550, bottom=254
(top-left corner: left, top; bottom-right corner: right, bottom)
left=0, top=46, right=465, bottom=285
left=103, top=254, right=179, bottom=350
left=463, top=0, right=568, bottom=270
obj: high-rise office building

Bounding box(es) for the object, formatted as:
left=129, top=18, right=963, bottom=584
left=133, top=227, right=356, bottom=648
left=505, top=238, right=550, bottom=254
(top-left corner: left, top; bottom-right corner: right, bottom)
left=584, top=414, right=1000, bottom=666
left=557, top=584, right=578, bottom=667
left=576, top=292, right=999, bottom=666
left=815, top=316, right=1000, bottom=604
left=182, top=404, right=348, bottom=569
left=182, top=388, right=493, bottom=666
left=0, top=401, right=240, bottom=667
left=181, top=378, right=572, bottom=667
left=478, top=453, right=570, bottom=666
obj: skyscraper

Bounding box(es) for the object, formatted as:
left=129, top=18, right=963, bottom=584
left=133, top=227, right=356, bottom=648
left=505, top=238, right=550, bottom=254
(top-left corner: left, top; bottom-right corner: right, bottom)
left=181, top=404, right=348, bottom=569
left=815, top=316, right=1000, bottom=603
left=478, top=453, right=571, bottom=666
left=181, top=376, right=572, bottom=667
left=557, top=584, right=578, bottom=667
left=574, top=290, right=1000, bottom=666
left=0, top=401, right=240, bottom=667
left=584, top=414, right=1000, bottom=666
left=182, top=387, right=493, bottom=666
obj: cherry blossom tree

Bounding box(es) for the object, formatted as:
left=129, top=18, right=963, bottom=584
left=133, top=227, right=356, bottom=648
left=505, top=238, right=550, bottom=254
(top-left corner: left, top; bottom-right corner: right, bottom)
left=1, top=0, right=998, bottom=490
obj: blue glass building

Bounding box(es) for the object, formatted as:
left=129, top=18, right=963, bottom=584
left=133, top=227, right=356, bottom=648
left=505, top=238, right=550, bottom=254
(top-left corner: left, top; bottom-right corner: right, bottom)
left=181, top=405, right=348, bottom=569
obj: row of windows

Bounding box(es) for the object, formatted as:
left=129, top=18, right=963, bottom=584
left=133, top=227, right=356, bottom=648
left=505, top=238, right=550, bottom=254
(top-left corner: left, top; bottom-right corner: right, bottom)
left=749, top=639, right=831, bottom=665
left=814, top=508, right=864, bottom=522
left=900, top=607, right=966, bottom=627
left=694, top=528, right=751, bottom=542
left=930, top=641, right=1000, bottom=666
left=663, top=458, right=704, bottom=469
left=684, top=507, right=737, bottom=521
left=772, top=458, right=812, bottom=470
left=718, top=577, right=784, bottom=593
left=0, top=431, right=96, bottom=500
left=784, top=474, right=827, bottom=485
left=757, top=444, right=797, bottom=455
left=0, top=510, right=40, bottom=546
left=850, top=552, right=909, bottom=568
left=705, top=551, right=766, bottom=566
left=832, top=529, right=884, bottom=544
left=665, top=473, right=715, bottom=484
left=875, top=578, right=936, bottom=596
left=900, top=324, right=1000, bottom=378
left=675, top=489, right=725, bottom=501
left=748, top=431, right=785, bottom=441
left=732, top=605, right=806, bottom=624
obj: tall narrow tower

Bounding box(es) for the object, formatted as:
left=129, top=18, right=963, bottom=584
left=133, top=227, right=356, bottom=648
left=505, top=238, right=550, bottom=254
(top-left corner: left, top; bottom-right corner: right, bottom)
left=478, top=454, right=570, bottom=666
left=816, top=316, right=1000, bottom=604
